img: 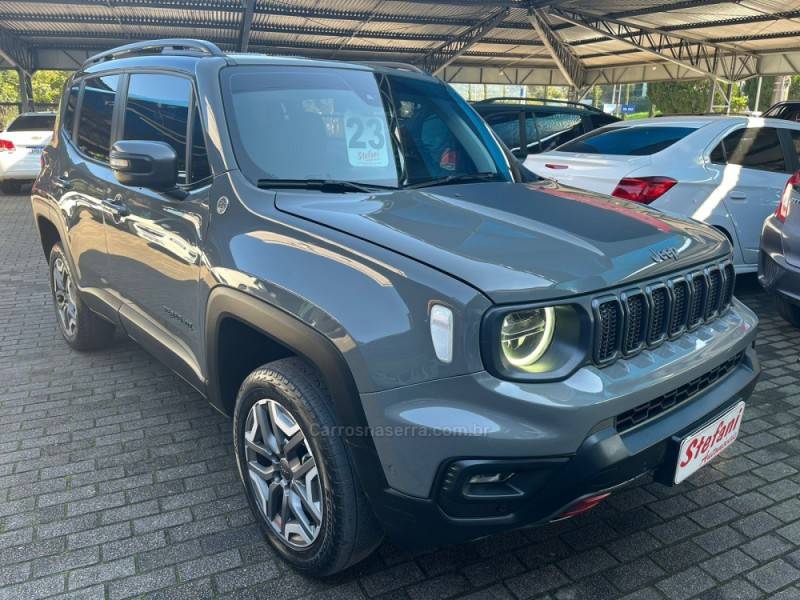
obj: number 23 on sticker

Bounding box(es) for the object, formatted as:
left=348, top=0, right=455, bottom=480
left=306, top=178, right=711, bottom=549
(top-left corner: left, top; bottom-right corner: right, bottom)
left=345, top=115, right=389, bottom=167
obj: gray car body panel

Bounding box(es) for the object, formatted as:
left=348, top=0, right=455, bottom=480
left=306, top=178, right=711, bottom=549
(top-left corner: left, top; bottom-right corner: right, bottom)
left=272, top=180, right=731, bottom=304
left=31, top=50, right=759, bottom=528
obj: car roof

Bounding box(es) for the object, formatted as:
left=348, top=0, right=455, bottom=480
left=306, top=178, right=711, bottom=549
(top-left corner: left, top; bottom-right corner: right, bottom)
left=600, top=115, right=800, bottom=129
left=80, top=40, right=434, bottom=82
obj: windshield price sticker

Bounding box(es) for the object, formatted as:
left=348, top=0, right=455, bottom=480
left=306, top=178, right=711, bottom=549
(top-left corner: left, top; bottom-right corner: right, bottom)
left=345, top=114, right=389, bottom=167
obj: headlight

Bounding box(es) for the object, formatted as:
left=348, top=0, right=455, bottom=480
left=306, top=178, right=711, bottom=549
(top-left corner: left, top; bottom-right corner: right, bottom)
left=482, top=303, right=588, bottom=381
left=500, top=307, right=555, bottom=367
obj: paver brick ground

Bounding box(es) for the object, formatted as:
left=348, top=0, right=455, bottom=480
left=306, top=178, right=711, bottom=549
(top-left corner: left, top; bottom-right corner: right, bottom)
left=3, top=191, right=800, bottom=598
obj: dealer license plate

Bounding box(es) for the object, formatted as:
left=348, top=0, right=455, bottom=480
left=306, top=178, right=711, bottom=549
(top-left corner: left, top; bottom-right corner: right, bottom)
left=674, top=401, right=745, bottom=484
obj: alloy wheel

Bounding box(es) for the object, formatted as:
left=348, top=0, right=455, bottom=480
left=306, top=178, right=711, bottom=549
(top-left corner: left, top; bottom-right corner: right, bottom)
left=244, top=399, right=323, bottom=548
left=53, top=256, right=78, bottom=337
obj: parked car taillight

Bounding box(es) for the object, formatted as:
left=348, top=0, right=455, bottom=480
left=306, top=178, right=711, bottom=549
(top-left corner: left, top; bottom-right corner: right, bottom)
left=0, top=138, right=15, bottom=152
left=611, top=176, right=677, bottom=204
left=777, top=171, right=800, bottom=223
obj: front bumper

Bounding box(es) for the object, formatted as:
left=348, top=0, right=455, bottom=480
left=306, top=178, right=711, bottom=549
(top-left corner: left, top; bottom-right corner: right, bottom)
left=359, top=301, right=759, bottom=546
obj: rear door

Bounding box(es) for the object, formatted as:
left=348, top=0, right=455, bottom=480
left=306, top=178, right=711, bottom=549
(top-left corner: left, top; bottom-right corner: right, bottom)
left=56, top=74, right=122, bottom=313
left=708, top=126, right=792, bottom=265
left=102, top=71, right=211, bottom=388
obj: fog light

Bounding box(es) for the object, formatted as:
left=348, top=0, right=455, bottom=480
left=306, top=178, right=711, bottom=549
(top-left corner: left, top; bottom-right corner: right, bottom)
left=468, top=473, right=513, bottom=485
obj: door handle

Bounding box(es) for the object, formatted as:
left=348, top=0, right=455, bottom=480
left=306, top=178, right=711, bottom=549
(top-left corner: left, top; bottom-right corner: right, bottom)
left=103, top=198, right=129, bottom=218
left=728, top=191, right=747, bottom=200
left=53, top=176, right=72, bottom=190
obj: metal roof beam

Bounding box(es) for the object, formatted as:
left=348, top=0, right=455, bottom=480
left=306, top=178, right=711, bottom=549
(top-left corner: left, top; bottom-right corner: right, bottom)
left=238, top=0, right=256, bottom=52
left=416, top=7, right=511, bottom=74
left=528, top=7, right=584, bottom=88
left=547, top=7, right=758, bottom=83
left=0, top=25, right=34, bottom=73
left=0, top=12, right=545, bottom=46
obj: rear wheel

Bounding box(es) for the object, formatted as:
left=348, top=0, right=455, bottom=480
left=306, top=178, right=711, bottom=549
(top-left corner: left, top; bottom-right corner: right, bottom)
left=49, top=243, right=115, bottom=350
left=777, top=296, right=800, bottom=327
left=233, top=358, right=382, bottom=575
left=1, top=181, right=20, bottom=194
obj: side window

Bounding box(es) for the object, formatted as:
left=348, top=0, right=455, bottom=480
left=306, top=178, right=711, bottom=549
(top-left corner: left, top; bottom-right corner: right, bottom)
left=711, top=127, right=787, bottom=173
left=534, top=111, right=584, bottom=151
left=190, top=106, right=211, bottom=182
left=77, top=75, right=120, bottom=162
left=485, top=112, right=522, bottom=156
left=62, top=84, right=79, bottom=139
left=123, top=74, right=191, bottom=184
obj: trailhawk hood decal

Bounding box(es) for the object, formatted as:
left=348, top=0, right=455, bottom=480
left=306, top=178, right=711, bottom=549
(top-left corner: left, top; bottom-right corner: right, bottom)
left=274, top=180, right=729, bottom=303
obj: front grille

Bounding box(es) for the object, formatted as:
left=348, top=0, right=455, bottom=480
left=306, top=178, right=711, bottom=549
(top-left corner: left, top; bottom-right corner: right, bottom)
left=706, top=268, right=723, bottom=318
left=648, top=286, right=668, bottom=344
left=596, top=300, right=622, bottom=362
left=623, top=293, right=646, bottom=354
left=721, top=263, right=735, bottom=307
left=669, top=279, right=689, bottom=336
left=615, top=350, right=745, bottom=433
left=688, top=273, right=707, bottom=327
left=594, top=261, right=735, bottom=365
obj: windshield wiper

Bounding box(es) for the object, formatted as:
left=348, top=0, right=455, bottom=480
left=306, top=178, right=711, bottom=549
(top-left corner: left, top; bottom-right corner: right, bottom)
left=256, top=179, right=396, bottom=193
left=406, top=172, right=502, bottom=189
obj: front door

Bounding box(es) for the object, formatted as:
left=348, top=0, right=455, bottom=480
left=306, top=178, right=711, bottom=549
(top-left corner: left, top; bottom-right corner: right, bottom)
left=103, top=72, right=212, bottom=388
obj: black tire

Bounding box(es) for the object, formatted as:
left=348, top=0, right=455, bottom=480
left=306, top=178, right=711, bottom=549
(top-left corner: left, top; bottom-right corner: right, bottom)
left=48, top=243, right=115, bottom=351
left=233, top=357, right=382, bottom=575
left=1, top=181, right=20, bottom=194
left=777, top=297, right=800, bottom=327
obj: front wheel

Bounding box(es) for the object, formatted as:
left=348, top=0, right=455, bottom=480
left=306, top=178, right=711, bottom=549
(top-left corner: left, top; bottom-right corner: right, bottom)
left=233, top=358, right=382, bottom=575
left=48, top=243, right=115, bottom=350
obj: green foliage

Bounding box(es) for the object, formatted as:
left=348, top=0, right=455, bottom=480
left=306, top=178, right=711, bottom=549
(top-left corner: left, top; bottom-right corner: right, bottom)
left=32, top=70, right=71, bottom=105
left=648, top=80, right=712, bottom=115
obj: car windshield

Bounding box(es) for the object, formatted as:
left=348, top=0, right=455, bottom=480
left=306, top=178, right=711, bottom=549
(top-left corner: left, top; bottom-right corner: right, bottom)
left=556, top=125, right=697, bottom=156
left=221, top=65, right=510, bottom=189
left=7, top=114, right=55, bottom=132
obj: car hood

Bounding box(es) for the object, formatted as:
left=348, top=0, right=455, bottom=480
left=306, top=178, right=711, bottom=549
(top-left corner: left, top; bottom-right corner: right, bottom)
left=274, top=180, right=729, bottom=303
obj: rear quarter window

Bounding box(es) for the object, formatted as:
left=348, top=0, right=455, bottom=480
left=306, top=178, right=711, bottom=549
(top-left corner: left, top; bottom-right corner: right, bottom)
left=557, top=125, right=697, bottom=156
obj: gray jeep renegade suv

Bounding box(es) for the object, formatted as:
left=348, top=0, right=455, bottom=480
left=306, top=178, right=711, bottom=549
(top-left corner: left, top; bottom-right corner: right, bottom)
left=32, top=39, right=759, bottom=575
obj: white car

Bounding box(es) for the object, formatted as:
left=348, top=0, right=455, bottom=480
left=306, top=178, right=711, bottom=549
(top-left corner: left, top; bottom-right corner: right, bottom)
left=0, top=112, right=55, bottom=194
left=525, top=116, right=800, bottom=273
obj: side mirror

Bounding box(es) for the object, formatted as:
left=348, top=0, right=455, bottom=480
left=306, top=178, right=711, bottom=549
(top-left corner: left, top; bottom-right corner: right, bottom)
left=110, top=140, right=178, bottom=191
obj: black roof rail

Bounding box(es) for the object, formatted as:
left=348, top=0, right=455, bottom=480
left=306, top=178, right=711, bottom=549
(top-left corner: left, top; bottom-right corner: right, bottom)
left=357, top=61, right=425, bottom=74
left=473, top=97, right=604, bottom=113
left=83, top=38, right=225, bottom=68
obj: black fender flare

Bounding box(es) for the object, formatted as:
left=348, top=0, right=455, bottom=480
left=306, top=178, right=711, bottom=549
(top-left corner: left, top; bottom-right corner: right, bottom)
left=204, top=285, right=390, bottom=497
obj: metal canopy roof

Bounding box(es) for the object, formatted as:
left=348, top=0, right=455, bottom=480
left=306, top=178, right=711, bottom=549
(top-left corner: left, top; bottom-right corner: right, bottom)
left=1, top=0, right=800, bottom=86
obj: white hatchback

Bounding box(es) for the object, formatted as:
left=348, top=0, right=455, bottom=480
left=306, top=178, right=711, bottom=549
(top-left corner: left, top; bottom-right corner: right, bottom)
left=525, top=116, right=800, bottom=273
left=0, top=112, right=55, bottom=194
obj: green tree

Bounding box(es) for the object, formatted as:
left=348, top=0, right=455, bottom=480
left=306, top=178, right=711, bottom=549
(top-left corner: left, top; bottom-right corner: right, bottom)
left=32, top=70, right=71, bottom=106
left=648, top=80, right=712, bottom=115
